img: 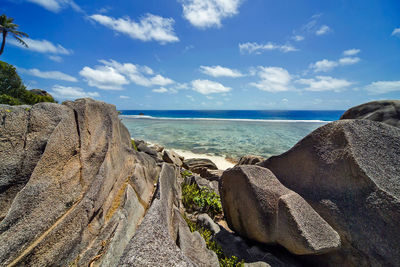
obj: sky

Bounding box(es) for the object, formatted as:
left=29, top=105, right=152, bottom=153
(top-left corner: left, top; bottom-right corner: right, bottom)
left=1, top=0, right=400, bottom=110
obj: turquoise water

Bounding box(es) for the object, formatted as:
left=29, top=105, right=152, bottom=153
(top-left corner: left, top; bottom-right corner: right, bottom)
left=120, top=116, right=330, bottom=159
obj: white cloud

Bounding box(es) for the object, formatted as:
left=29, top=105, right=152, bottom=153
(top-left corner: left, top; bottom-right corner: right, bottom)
left=26, top=0, right=81, bottom=13
left=80, top=59, right=175, bottom=90
left=309, top=59, right=338, bottom=72
left=316, top=25, right=330, bottom=35
left=292, top=35, right=304, bottom=42
left=239, top=42, right=298, bottom=54
left=191, top=79, right=231, bottom=94
left=310, top=49, right=361, bottom=72
left=50, top=85, right=99, bottom=99
left=152, top=87, right=169, bottom=93
left=391, top=28, right=400, bottom=37
left=120, top=95, right=130, bottom=99
left=343, top=48, right=361, bottom=56
left=79, top=66, right=129, bottom=90
left=150, top=74, right=175, bottom=86
left=200, top=65, right=243, bottom=77
left=9, top=37, right=72, bottom=55
left=339, top=57, right=360, bottom=65
left=18, top=67, right=77, bottom=82
left=365, top=81, right=400, bottom=94
left=99, top=59, right=174, bottom=87
left=48, top=55, right=63, bottom=62
left=180, top=0, right=242, bottom=28
left=250, top=67, right=292, bottom=92
left=292, top=14, right=330, bottom=40
left=89, top=13, right=179, bottom=44
left=297, top=76, right=352, bottom=92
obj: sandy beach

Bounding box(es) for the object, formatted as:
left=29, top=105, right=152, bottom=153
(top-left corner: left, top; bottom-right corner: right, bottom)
left=173, top=149, right=235, bottom=170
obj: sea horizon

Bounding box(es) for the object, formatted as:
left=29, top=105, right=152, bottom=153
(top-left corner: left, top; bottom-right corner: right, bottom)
left=119, top=109, right=345, bottom=122
left=120, top=110, right=343, bottom=161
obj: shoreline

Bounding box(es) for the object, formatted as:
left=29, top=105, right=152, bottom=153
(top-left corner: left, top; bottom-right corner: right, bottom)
left=173, top=149, right=235, bottom=170
left=142, top=139, right=236, bottom=170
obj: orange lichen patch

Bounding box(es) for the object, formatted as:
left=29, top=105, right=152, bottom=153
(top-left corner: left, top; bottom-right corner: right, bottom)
left=127, top=180, right=150, bottom=209
left=105, top=181, right=128, bottom=222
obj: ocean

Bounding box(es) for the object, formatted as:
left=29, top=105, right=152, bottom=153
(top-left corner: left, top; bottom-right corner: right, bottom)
left=120, top=110, right=344, bottom=161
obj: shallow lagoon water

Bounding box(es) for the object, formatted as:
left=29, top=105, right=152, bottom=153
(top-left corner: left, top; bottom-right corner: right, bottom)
left=121, top=116, right=329, bottom=159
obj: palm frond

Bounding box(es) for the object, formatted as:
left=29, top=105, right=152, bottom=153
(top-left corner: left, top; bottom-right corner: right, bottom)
left=13, top=36, right=28, bottom=48
left=12, top=30, right=29, bottom=37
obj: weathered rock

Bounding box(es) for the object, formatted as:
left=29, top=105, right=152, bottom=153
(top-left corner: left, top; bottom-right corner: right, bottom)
left=199, top=169, right=224, bottom=181
left=0, top=103, right=71, bottom=221
left=163, top=149, right=183, bottom=167
left=148, top=143, right=165, bottom=153
left=237, top=155, right=266, bottom=165
left=183, top=158, right=218, bottom=173
left=29, top=89, right=52, bottom=98
left=177, top=214, right=220, bottom=267
left=137, top=142, right=158, bottom=157
left=119, top=199, right=194, bottom=267
left=184, top=174, right=219, bottom=194
left=214, top=227, right=301, bottom=267
left=120, top=163, right=218, bottom=266
left=197, top=213, right=221, bottom=234
left=340, top=100, right=400, bottom=128
left=259, top=119, right=400, bottom=266
left=219, top=165, right=340, bottom=255
left=0, top=99, right=159, bottom=266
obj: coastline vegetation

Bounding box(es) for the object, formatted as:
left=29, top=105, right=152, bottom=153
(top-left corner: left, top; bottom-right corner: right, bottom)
left=0, top=60, right=56, bottom=105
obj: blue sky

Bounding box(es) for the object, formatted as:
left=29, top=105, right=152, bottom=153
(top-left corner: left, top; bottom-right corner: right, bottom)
left=1, top=0, right=400, bottom=110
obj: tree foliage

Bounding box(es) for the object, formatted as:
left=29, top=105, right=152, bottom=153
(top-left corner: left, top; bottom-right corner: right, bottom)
left=0, top=60, right=56, bottom=105
left=0, top=14, right=29, bottom=55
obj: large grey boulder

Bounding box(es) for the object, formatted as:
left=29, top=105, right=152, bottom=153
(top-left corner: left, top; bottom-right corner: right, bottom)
left=219, top=165, right=340, bottom=255
left=259, top=119, right=400, bottom=266
left=340, top=100, right=400, bottom=128
left=0, top=99, right=159, bottom=266
left=0, top=103, right=70, bottom=221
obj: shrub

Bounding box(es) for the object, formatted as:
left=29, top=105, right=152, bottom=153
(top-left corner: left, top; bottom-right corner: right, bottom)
left=0, top=61, right=56, bottom=105
left=0, top=94, right=22, bottom=105
left=182, top=183, right=222, bottom=219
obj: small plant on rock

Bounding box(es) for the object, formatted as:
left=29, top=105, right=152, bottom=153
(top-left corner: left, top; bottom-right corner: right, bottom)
left=131, top=139, right=138, bottom=151
left=182, top=183, right=222, bottom=219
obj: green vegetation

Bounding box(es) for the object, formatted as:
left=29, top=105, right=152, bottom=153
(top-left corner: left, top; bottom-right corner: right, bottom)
left=181, top=170, right=193, bottom=179
left=182, top=183, right=222, bottom=219
left=0, top=61, right=56, bottom=105
left=131, top=139, right=138, bottom=151
left=184, top=215, right=244, bottom=267
left=0, top=14, right=29, bottom=56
